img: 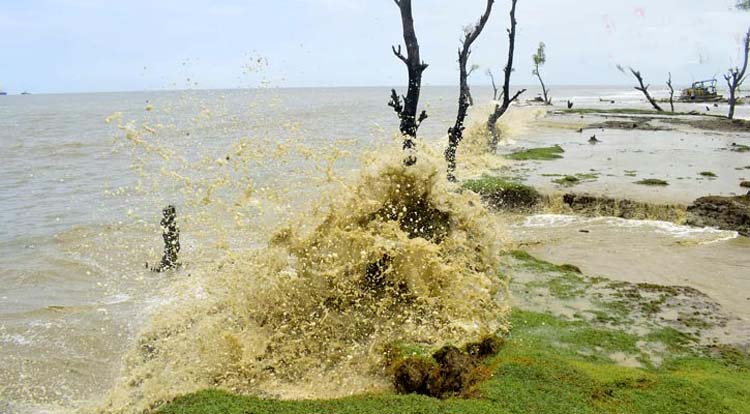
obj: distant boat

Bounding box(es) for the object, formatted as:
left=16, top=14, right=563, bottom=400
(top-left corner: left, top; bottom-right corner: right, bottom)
left=679, top=79, right=723, bottom=102
left=20, top=91, right=31, bottom=95
left=0, top=91, right=7, bottom=96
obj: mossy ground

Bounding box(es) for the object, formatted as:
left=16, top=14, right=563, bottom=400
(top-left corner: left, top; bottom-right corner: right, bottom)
left=461, top=176, right=541, bottom=211
left=635, top=178, right=669, bottom=186
left=551, top=172, right=599, bottom=187
left=155, top=251, right=750, bottom=414
left=505, top=145, right=564, bottom=161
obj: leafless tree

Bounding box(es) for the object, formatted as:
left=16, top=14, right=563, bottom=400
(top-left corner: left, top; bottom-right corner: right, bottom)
left=487, top=0, right=526, bottom=150
left=445, top=0, right=495, bottom=182
left=389, top=0, right=428, bottom=166
left=724, top=27, right=750, bottom=120
left=486, top=69, right=499, bottom=100
left=666, top=72, right=675, bottom=113
left=620, top=66, right=663, bottom=112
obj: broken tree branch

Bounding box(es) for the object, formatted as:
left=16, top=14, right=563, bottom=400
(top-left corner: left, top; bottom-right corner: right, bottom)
left=628, top=67, right=663, bottom=112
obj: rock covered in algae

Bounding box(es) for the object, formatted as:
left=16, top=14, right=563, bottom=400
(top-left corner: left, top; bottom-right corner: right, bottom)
left=99, top=151, right=509, bottom=413
left=389, top=335, right=504, bottom=398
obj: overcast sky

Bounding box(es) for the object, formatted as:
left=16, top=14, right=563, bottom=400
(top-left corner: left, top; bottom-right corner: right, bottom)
left=1, top=0, right=748, bottom=93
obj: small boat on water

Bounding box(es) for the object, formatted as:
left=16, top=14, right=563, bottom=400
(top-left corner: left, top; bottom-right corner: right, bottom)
left=20, top=91, right=31, bottom=95
left=679, top=79, right=723, bottom=102
left=0, top=91, right=7, bottom=96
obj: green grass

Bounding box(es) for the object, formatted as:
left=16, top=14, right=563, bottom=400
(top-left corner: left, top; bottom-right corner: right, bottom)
left=462, top=176, right=535, bottom=195
left=552, top=175, right=580, bottom=186
left=699, top=171, right=717, bottom=178
left=505, top=145, right=564, bottom=161
left=551, top=173, right=599, bottom=186
left=635, top=179, right=669, bottom=186
left=156, top=309, right=750, bottom=414
left=461, top=177, right=541, bottom=210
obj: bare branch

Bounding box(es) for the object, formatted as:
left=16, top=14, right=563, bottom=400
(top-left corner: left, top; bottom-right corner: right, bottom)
left=391, top=45, right=407, bottom=64
left=508, top=88, right=527, bottom=104
left=627, top=67, right=663, bottom=111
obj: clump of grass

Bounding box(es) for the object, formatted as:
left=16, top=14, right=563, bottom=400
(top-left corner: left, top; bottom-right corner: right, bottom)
left=699, top=171, right=717, bottom=178
left=552, top=175, right=580, bottom=186
left=635, top=178, right=669, bottom=186
left=506, top=145, right=564, bottom=161
left=462, top=176, right=541, bottom=210
left=731, top=143, right=750, bottom=153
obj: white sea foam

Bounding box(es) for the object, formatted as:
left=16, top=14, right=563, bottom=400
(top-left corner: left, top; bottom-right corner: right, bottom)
left=1, top=333, right=32, bottom=346
left=518, top=214, right=738, bottom=244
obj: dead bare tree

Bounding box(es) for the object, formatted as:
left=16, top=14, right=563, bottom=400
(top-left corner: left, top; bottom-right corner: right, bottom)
left=445, top=0, right=495, bottom=182
left=389, top=0, right=428, bottom=166
left=724, top=27, right=750, bottom=120
left=487, top=0, right=526, bottom=150
left=486, top=69, right=499, bottom=100
left=621, top=66, right=663, bottom=112
left=666, top=72, right=675, bottom=113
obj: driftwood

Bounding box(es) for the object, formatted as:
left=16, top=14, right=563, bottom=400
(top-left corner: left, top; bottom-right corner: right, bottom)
left=389, top=0, right=428, bottom=166
left=487, top=0, right=526, bottom=150
left=445, top=0, right=495, bottom=181
left=725, top=28, right=750, bottom=120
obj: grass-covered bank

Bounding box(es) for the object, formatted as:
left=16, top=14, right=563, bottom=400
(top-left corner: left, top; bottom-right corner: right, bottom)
left=156, top=310, right=750, bottom=414
left=155, top=252, right=750, bottom=414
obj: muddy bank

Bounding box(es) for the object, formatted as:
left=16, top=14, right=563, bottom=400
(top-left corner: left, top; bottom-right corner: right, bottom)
left=687, top=194, right=750, bottom=237
left=465, top=181, right=686, bottom=221
left=465, top=175, right=750, bottom=237
left=559, top=193, right=686, bottom=222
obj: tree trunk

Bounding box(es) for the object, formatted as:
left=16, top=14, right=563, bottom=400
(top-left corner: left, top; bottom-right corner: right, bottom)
left=726, top=28, right=750, bottom=120
left=389, top=0, right=428, bottom=165
left=629, top=68, right=663, bottom=112
left=535, top=69, right=550, bottom=104
left=666, top=72, right=675, bottom=113
left=487, top=0, right=526, bottom=150
left=446, top=0, right=495, bottom=182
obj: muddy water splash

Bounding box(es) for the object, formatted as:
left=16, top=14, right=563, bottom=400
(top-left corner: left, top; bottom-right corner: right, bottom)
left=98, top=140, right=509, bottom=412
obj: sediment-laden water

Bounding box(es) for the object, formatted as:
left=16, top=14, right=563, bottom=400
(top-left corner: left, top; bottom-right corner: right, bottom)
left=0, top=86, right=748, bottom=413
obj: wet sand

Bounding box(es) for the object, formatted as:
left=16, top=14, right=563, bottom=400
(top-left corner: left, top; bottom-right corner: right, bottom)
left=500, top=109, right=750, bottom=204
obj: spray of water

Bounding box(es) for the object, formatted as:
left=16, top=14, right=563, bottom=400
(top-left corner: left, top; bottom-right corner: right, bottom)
left=97, top=114, right=510, bottom=412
